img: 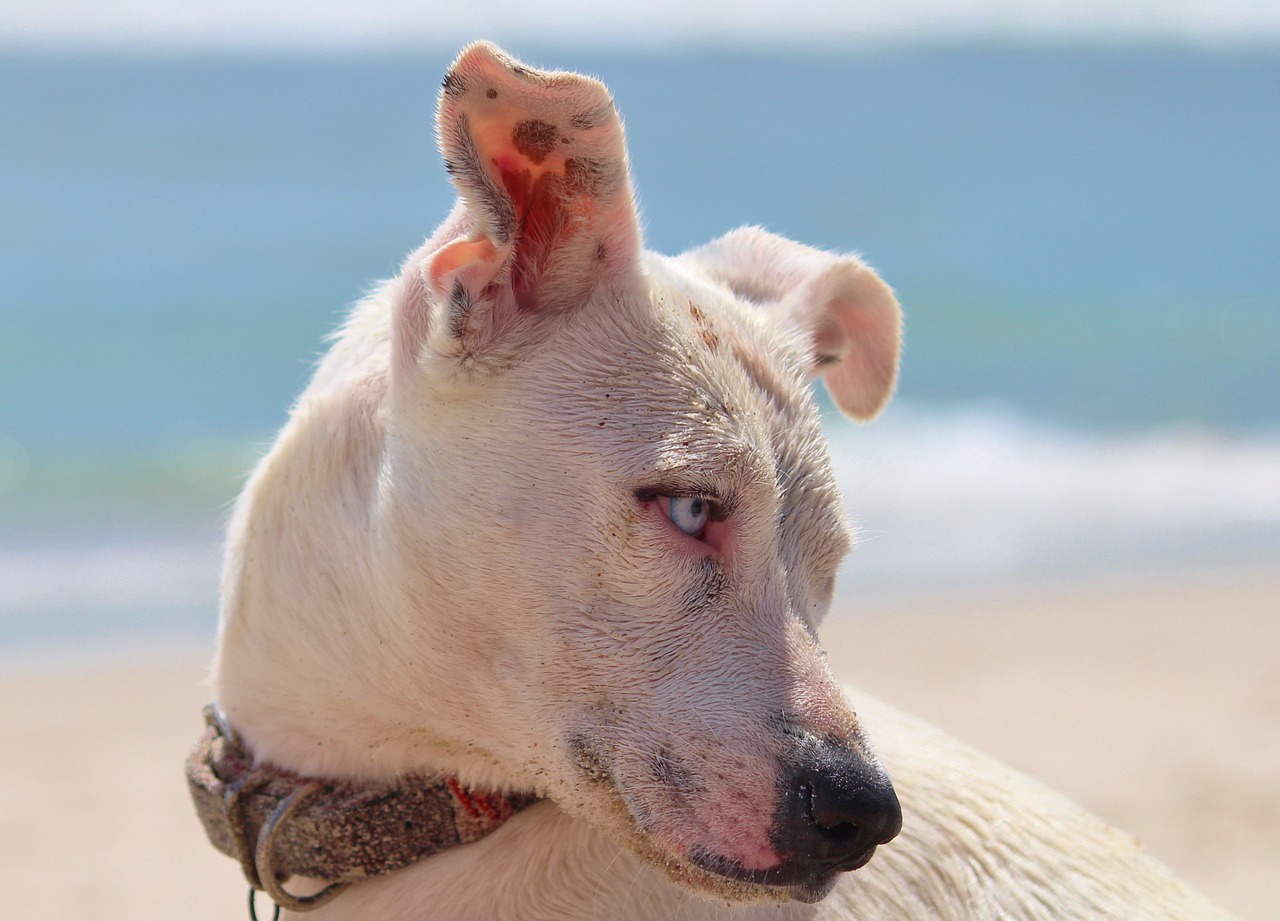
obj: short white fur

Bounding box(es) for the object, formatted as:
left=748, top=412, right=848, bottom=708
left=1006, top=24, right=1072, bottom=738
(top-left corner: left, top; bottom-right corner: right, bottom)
left=212, top=42, right=1237, bottom=921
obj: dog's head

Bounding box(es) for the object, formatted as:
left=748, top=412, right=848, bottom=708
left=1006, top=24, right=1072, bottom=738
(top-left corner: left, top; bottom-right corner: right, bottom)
left=224, top=42, right=903, bottom=906
left=372, top=43, right=905, bottom=904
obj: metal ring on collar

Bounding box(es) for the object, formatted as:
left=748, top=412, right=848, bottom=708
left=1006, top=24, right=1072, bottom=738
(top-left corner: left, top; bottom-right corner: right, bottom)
left=225, top=768, right=273, bottom=891
left=254, top=780, right=351, bottom=913
left=248, top=888, right=281, bottom=921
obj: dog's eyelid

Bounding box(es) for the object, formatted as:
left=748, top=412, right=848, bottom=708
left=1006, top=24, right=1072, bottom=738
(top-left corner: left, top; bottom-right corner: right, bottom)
left=633, top=485, right=729, bottom=520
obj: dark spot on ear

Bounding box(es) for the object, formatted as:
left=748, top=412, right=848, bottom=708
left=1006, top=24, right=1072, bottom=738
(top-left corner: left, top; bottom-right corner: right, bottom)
left=442, top=72, right=466, bottom=96
left=448, top=279, right=471, bottom=340
left=650, top=746, right=703, bottom=794
left=595, top=241, right=608, bottom=262
left=570, top=105, right=611, bottom=131
left=815, top=353, right=841, bottom=367
left=512, top=119, right=559, bottom=164
left=561, top=136, right=572, bottom=145
left=564, top=156, right=610, bottom=195
left=486, top=87, right=498, bottom=99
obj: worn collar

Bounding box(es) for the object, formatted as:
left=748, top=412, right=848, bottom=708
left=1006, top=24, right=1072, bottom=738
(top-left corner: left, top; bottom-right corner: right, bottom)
left=186, top=704, right=538, bottom=913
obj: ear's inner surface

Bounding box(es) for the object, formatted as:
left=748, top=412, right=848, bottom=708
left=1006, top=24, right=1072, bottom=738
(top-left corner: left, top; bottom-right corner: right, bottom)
left=429, top=43, right=642, bottom=317
left=679, top=227, right=902, bottom=422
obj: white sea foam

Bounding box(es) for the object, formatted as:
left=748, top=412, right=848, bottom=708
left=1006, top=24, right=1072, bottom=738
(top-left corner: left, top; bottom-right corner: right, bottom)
left=0, top=532, right=220, bottom=668
left=828, top=403, right=1280, bottom=593
left=3, top=1, right=1279, bottom=52
left=2, top=404, right=1278, bottom=657
left=0, top=540, right=219, bottom=613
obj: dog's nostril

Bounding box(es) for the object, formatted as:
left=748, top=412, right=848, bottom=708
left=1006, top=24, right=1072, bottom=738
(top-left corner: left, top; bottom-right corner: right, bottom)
left=820, top=821, right=859, bottom=844
left=799, top=783, right=860, bottom=842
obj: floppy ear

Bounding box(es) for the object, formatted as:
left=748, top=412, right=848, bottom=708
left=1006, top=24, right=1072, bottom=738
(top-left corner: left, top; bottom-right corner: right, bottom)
left=681, top=227, right=902, bottom=421
left=400, top=42, right=642, bottom=371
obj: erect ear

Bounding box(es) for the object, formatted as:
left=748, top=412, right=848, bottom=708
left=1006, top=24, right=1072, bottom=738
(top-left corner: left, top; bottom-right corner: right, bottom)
left=404, top=42, right=642, bottom=369
left=680, top=227, right=902, bottom=421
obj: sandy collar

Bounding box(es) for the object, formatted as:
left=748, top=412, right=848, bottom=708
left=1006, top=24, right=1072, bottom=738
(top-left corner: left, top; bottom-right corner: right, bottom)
left=185, top=704, right=537, bottom=913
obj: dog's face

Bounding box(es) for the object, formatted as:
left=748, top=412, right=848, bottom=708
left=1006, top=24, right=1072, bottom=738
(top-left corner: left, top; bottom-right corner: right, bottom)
left=288, top=43, right=902, bottom=904
left=373, top=43, right=905, bottom=904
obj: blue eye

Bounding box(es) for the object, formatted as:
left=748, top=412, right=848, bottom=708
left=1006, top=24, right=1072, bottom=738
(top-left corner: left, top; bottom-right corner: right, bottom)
left=666, top=496, right=711, bottom=537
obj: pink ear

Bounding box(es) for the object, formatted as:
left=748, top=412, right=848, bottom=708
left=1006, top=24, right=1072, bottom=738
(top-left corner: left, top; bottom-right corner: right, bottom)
left=428, top=42, right=641, bottom=317
left=679, top=227, right=902, bottom=421
left=791, top=260, right=901, bottom=421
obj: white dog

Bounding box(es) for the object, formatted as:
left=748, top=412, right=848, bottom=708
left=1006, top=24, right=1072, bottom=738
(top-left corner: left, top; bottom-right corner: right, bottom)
left=192, top=43, right=1236, bottom=920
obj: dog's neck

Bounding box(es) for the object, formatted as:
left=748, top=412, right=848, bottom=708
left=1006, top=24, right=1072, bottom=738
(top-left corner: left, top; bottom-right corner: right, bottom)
left=186, top=704, right=539, bottom=911
left=212, top=328, right=539, bottom=792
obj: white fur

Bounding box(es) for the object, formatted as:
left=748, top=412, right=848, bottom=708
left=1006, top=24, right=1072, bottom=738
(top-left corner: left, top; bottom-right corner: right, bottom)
left=212, top=42, right=1235, bottom=920
left=287, top=696, right=1233, bottom=921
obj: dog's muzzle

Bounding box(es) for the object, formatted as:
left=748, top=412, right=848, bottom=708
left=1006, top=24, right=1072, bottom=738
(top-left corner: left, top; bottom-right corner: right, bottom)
left=693, top=741, right=901, bottom=900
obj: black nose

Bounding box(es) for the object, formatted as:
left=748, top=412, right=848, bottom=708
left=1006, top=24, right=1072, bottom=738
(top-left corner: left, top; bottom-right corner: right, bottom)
left=775, top=747, right=902, bottom=876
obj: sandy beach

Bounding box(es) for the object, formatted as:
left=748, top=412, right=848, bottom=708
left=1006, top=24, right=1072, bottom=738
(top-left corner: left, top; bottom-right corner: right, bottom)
left=3, top=564, right=1276, bottom=920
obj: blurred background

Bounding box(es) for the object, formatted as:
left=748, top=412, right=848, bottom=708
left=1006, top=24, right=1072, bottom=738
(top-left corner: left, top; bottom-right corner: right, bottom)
left=3, top=1, right=1277, bottom=665
left=2, top=2, right=1279, bottom=920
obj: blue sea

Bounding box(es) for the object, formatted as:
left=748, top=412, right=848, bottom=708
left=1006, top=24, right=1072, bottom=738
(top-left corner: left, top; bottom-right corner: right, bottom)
left=2, top=45, right=1278, bottom=665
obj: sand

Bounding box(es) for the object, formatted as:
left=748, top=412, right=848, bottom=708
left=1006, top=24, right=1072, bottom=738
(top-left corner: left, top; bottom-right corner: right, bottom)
left=822, top=565, right=1280, bottom=921
left=3, top=564, right=1276, bottom=920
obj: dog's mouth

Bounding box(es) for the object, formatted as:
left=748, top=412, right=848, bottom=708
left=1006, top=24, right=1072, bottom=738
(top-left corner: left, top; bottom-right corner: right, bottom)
left=687, top=845, right=880, bottom=904
left=624, top=831, right=874, bottom=906
left=562, top=731, right=896, bottom=905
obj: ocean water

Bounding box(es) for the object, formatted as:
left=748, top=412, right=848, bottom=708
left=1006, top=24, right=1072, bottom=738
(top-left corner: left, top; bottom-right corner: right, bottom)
left=2, top=46, right=1278, bottom=662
